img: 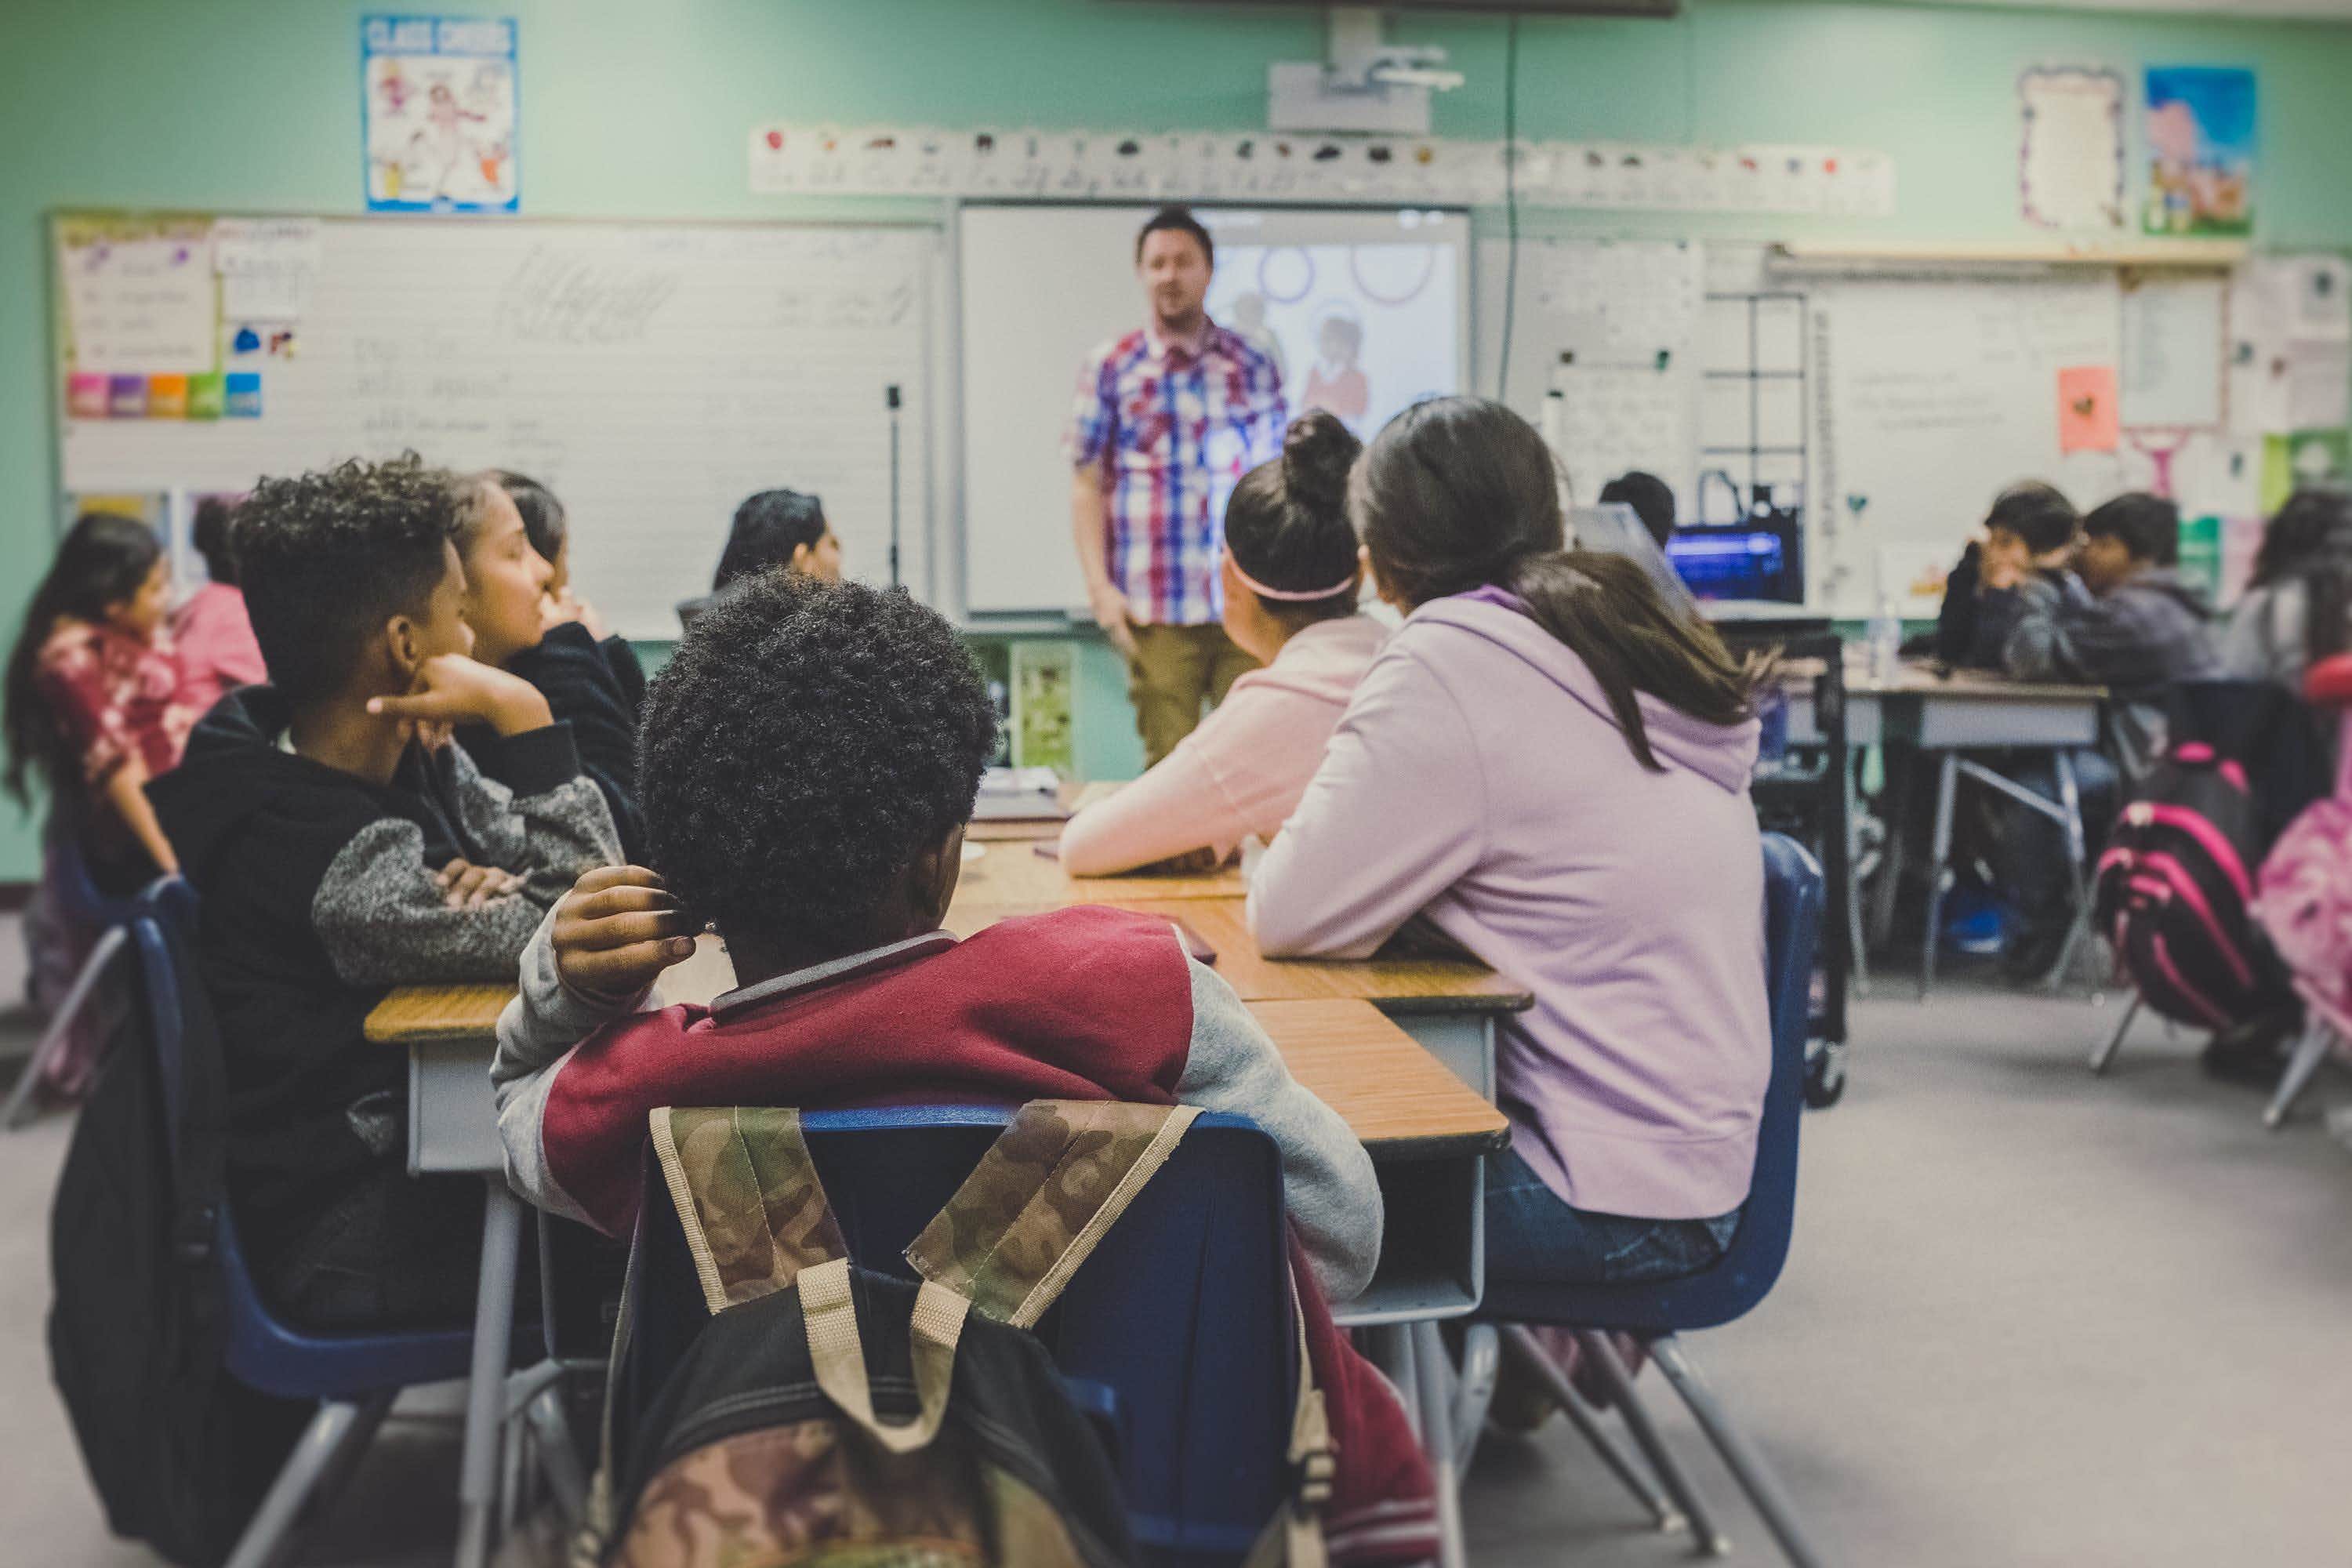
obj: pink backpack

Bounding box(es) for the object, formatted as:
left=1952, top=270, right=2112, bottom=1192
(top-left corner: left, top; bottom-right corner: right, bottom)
left=2252, top=656, right=2352, bottom=1039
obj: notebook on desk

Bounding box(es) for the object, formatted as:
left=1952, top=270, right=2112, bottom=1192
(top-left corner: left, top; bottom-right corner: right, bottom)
left=972, top=765, right=1069, bottom=822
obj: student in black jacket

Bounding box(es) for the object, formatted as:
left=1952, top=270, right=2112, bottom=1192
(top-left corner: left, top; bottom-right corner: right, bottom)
left=1933, top=481, right=2082, bottom=668
left=495, top=470, right=648, bottom=716
left=148, top=455, right=620, bottom=1327
left=449, top=474, right=648, bottom=859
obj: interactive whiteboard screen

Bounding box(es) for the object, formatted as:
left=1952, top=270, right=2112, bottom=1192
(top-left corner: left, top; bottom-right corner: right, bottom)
left=958, top=204, right=1468, bottom=615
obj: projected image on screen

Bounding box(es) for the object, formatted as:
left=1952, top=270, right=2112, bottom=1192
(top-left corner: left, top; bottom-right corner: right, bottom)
left=956, top=204, right=1470, bottom=614
left=1207, top=223, right=1461, bottom=443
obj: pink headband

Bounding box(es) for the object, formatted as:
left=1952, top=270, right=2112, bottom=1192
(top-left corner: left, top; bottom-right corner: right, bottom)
left=1225, top=549, right=1360, bottom=603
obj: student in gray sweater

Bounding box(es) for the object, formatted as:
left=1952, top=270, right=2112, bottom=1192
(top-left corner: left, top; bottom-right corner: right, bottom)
left=150, top=455, right=619, bottom=1329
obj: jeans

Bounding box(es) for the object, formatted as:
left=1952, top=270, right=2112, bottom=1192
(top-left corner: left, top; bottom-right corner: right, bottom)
left=1989, top=747, right=2120, bottom=935
left=268, top=1169, right=498, bottom=1331
left=1483, top=1147, right=1740, bottom=1287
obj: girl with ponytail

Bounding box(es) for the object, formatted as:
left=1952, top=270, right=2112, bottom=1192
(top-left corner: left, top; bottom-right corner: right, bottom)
left=1252, top=395, right=1773, bottom=1324
left=1060, top=411, right=1390, bottom=875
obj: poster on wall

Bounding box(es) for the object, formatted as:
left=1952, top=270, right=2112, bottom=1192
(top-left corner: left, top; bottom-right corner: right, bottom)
left=2019, top=67, right=2123, bottom=230
left=363, top=15, right=519, bottom=212
left=2142, top=66, right=2256, bottom=238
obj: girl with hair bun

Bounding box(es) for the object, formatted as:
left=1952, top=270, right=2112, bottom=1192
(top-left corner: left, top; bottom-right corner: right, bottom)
left=1059, top=411, right=1389, bottom=875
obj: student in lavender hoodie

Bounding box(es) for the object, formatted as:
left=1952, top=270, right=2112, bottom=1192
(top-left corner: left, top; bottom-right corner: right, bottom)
left=1059, top=411, right=1388, bottom=876
left=1250, top=395, right=1769, bottom=1303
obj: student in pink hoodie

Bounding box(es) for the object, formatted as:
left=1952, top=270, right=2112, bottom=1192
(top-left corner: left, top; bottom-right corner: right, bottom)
left=172, top=496, right=267, bottom=716
left=1060, top=411, right=1388, bottom=876
left=1251, top=395, right=1769, bottom=1294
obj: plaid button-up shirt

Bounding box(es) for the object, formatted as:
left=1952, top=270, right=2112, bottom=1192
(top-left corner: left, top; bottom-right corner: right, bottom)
left=1068, top=320, right=1287, bottom=626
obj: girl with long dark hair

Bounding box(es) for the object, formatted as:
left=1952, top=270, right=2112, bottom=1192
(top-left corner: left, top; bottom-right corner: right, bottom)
left=1251, top=396, right=1770, bottom=1308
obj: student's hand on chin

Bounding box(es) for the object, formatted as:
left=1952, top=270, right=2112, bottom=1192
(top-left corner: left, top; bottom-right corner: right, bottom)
left=553, top=866, right=700, bottom=1001
left=369, top=653, right=554, bottom=736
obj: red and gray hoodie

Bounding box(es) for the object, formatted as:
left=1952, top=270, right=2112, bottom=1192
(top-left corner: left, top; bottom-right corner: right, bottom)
left=492, top=902, right=1438, bottom=1563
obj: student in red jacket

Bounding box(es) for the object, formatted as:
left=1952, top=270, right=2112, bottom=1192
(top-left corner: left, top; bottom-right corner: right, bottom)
left=492, top=572, right=1435, bottom=1563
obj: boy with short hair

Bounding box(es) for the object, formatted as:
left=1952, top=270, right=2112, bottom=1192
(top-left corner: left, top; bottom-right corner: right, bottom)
left=492, top=572, right=1434, bottom=1561
left=149, top=454, right=620, bottom=1327
left=1934, top=481, right=2082, bottom=668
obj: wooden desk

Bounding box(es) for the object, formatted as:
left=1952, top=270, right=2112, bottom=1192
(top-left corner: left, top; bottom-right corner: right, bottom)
left=952, top=839, right=1246, bottom=906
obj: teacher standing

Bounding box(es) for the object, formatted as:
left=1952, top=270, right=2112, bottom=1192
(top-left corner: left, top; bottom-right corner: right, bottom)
left=1069, top=206, right=1287, bottom=765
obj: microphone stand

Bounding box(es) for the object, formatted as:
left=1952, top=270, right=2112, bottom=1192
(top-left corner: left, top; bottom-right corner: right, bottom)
left=886, top=383, right=903, bottom=589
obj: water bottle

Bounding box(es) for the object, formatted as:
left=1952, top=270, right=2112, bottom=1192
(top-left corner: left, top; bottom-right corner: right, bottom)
left=1867, top=595, right=1902, bottom=683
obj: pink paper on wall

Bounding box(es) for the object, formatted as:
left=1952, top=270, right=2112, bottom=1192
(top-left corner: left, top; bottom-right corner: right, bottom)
left=2058, top=365, right=2121, bottom=453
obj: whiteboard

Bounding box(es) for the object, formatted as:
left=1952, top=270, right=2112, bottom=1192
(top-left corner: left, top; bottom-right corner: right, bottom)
left=1811, top=274, right=2125, bottom=616
left=1475, top=238, right=1705, bottom=514
left=957, top=203, right=1470, bottom=615
left=57, top=217, right=937, bottom=639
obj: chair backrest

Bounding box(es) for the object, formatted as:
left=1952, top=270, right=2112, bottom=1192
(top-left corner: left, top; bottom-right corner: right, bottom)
left=126, top=880, right=474, bottom=1399
left=1483, top=830, right=1824, bottom=1334
left=613, top=1105, right=1293, bottom=1564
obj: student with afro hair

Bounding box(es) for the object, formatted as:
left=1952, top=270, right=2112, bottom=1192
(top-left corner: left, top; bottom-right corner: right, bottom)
left=492, top=572, right=1439, bottom=1559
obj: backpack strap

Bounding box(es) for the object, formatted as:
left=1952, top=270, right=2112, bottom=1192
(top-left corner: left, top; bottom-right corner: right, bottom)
left=797, top=1256, right=970, bottom=1454
left=1243, top=1268, right=1334, bottom=1568
left=648, top=1105, right=848, bottom=1312
left=903, top=1099, right=1202, bottom=1328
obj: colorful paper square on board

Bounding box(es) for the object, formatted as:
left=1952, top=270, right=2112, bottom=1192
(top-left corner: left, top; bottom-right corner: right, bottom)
left=186, top=372, right=226, bottom=420
left=2057, top=365, right=2121, bottom=453
left=146, top=374, right=189, bottom=419
left=66, top=372, right=109, bottom=419
left=224, top=372, right=263, bottom=418
left=107, top=375, right=147, bottom=418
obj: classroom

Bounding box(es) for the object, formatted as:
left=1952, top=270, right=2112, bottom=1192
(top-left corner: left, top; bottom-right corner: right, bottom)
left=2, top=1, right=2349, bottom=1564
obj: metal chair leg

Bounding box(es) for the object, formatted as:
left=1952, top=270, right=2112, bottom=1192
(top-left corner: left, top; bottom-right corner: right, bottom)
left=1650, top=1337, right=1829, bottom=1568
left=2264, top=1019, right=2338, bottom=1131
left=1499, top=1327, right=1682, bottom=1534
left=1919, top=754, right=1958, bottom=1001
left=223, top=1399, right=376, bottom=1568
left=3, top=925, right=127, bottom=1130
left=1573, top=1330, right=1730, bottom=1555
left=524, top=1385, right=590, bottom=1527
left=2042, top=750, right=2095, bottom=995
left=1408, top=1320, right=1468, bottom=1568
left=1451, top=1323, right=1500, bottom=1479
left=2090, top=994, right=2143, bottom=1076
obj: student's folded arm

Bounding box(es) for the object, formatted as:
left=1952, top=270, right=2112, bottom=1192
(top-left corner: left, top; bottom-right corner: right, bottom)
left=2000, top=577, right=2078, bottom=681
left=1172, top=943, right=1381, bottom=1302
left=310, top=817, right=561, bottom=988
left=1058, top=736, right=1248, bottom=877
left=445, top=724, right=623, bottom=902
left=1247, top=652, right=1484, bottom=960
left=492, top=905, right=653, bottom=1223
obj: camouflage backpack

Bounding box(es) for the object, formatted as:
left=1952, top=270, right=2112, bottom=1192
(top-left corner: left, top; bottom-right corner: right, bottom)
left=585, top=1100, right=1334, bottom=1568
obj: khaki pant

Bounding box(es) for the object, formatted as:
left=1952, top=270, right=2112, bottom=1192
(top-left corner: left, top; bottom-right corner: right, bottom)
left=1127, top=622, right=1258, bottom=766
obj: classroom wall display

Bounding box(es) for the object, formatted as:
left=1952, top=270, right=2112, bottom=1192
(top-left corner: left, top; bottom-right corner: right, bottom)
left=55, top=216, right=220, bottom=419
left=957, top=204, right=1470, bottom=615
left=2020, top=67, right=2125, bottom=230
left=750, top=123, right=1898, bottom=217
left=363, top=15, right=519, bottom=213
left=2143, top=67, right=2256, bottom=239
left=51, top=213, right=935, bottom=640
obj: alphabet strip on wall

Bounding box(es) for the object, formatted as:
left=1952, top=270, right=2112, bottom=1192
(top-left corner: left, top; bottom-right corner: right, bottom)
left=748, top=124, right=1896, bottom=217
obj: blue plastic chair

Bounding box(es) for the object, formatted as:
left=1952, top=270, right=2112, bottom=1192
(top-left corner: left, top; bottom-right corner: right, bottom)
left=610, top=1105, right=1294, bottom=1567
left=3, top=831, right=149, bottom=1130
left=1479, top=833, right=1827, bottom=1567
left=129, top=881, right=482, bottom=1568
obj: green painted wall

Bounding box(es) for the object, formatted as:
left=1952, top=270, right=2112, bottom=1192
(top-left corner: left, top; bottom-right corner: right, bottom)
left=8, top=0, right=2352, bottom=874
